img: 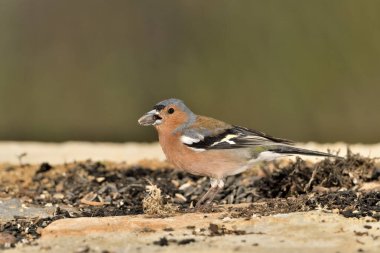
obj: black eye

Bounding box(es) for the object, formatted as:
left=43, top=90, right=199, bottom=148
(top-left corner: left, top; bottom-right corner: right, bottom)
left=168, top=108, right=175, bottom=114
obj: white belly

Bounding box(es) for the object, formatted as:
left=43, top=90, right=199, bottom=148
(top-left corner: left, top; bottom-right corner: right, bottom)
left=227, top=151, right=286, bottom=176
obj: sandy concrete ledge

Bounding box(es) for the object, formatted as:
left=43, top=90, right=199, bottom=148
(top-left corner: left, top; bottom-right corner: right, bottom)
left=0, top=141, right=165, bottom=165
left=0, top=141, right=379, bottom=165
left=1, top=142, right=380, bottom=253
left=5, top=210, right=380, bottom=253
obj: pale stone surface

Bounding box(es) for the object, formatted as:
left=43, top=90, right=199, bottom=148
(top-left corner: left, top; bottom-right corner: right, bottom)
left=0, top=232, right=16, bottom=245
left=0, top=141, right=165, bottom=165
left=1, top=142, right=380, bottom=253
left=5, top=210, right=380, bottom=253
left=0, top=141, right=379, bottom=165
left=0, top=199, right=55, bottom=222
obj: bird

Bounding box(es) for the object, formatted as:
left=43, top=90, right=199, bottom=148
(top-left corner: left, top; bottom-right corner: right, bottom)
left=138, top=98, right=340, bottom=209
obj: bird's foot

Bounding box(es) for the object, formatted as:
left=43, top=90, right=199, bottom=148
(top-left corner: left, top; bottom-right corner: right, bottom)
left=193, top=202, right=222, bottom=213
left=194, top=205, right=213, bottom=213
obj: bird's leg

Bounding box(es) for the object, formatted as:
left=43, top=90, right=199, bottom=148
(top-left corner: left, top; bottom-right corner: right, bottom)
left=204, top=179, right=224, bottom=206
left=195, top=178, right=224, bottom=209
left=195, top=186, right=217, bottom=209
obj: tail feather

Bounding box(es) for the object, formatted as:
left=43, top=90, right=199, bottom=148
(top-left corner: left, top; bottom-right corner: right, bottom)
left=269, top=145, right=342, bottom=158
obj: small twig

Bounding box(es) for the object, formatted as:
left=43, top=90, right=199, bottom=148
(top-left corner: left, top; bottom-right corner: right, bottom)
left=305, top=165, right=319, bottom=192
left=16, top=153, right=27, bottom=167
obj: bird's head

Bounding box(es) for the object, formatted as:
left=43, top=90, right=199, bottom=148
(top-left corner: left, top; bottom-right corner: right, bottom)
left=138, top=98, right=196, bottom=132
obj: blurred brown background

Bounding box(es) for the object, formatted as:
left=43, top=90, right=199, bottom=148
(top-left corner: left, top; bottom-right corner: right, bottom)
left=0, top=0, right=379, bottom=143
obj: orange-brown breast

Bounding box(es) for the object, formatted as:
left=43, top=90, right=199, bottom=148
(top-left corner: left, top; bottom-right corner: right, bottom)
left=157, top=129, right=247, bottom=179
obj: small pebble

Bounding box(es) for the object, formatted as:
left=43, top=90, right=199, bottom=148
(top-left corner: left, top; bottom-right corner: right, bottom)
left=96, top=177, right=106, bottom=183
left=74, top=245, right=90, bottom=253
left=174, top=193, right=187, bottom=203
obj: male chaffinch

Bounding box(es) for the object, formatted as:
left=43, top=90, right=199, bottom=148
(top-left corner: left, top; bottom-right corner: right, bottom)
left=138, top=98, right=340, bottom=209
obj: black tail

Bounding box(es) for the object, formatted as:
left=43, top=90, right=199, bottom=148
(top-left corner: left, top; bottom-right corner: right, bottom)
left=269, top=145, right=342, bottom=158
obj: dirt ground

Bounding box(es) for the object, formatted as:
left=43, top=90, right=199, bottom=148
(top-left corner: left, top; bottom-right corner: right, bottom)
left=1, top=142, right=380, bottom=252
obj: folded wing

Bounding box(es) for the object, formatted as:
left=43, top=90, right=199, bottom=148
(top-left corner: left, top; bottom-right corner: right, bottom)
left=181, top=125, right=293, bottom=151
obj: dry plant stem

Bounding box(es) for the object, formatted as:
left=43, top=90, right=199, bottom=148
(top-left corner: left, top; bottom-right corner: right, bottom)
left=305, top=165, right=319, bottom=192
left=142, top=184, right=178, bottom=216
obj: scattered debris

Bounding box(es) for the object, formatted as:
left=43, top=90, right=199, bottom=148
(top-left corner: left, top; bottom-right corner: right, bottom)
left=74, top=245, right=90, bottom=253
left=208, top=223, right=247, bottom=236
left=152, top=237, right=195, bottom=246
left=153, top=237, right=169, bottom=246
left=177, top=238, right=196, bottom=245
left=35, top=162, right=53, bottom=174
left=80, top=192, right=107, bottom=206
left=0, top=232, right=16, bottom=248
left=0, top=215, right=67, bottom=248
left=307, top=191, right=380, bottom=220
left=255, top=152, right=380, bottom=198
left=354, top=231, right=369, bottom=236
left=0, top=151, right=380, bottom=247
left=142, top=183, right=178, bottom=216
left=16, top=153, right=27, bottom=167
left=209, top=223, right=221, bottom=236
left=140, top=227, right=156, bottom=233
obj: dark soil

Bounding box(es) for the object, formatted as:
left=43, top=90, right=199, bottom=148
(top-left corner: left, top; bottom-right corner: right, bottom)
left=208, top=223, right=248, bottom=236
left=255, top=152, right=379, bottom=198
left=152, top=237, right=196, bottom=246
left=1, top=151, right=380, bottom=248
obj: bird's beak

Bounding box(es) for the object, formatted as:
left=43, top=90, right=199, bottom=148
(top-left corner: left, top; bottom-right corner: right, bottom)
left=138, top=110, right=162, bottom=126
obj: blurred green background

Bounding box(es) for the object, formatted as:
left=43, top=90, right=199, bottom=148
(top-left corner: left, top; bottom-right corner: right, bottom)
left=0, top=0, right=379, bottom=143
